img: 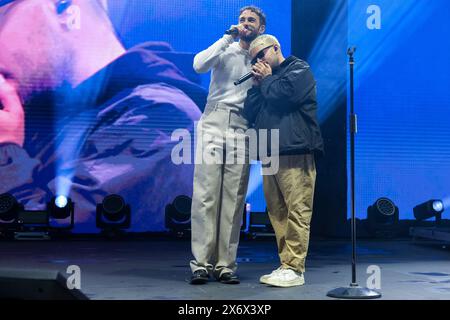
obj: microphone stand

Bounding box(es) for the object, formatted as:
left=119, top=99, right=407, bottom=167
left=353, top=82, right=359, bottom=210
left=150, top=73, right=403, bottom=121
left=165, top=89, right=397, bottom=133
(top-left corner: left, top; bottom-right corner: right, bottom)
left=326, top=47, right=381, bottom=299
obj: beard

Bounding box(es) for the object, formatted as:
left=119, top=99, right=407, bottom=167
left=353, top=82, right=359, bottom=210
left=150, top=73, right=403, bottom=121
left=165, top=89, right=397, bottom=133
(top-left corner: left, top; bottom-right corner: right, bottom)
left=12, top=40, right=75, bottom=103
left=19, top=49, right=77, bottom=137
left=240, top=28, right=260, bottom=43
left=18, top=60, right=75, bottom=103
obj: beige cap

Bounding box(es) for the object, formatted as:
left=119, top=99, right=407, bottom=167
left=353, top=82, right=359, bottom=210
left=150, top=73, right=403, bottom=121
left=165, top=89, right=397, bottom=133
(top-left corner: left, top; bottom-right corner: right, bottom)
left=249, top=34, right=281, bottom=53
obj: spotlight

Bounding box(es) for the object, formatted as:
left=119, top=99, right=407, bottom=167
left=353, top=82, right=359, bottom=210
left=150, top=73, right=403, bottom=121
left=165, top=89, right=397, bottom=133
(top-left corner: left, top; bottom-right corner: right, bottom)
left=0, top=193, right=22, bottom=225
left=96, top=194, right=131, bottom=230
left=367, top=197, right=399, bottom=238
left=55, top=195, right=68, bottom=209
left=0, top=194, right=50, bottom=240
left=165, top=195, right=191, bottom=236
left=413, top=199, right=444, bottom=223
left=47, top=196, right=75, bottom=229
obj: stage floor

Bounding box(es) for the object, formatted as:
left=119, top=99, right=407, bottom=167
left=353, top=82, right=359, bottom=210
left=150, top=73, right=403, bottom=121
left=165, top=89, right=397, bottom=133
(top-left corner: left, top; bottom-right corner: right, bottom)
left=0, top=236, right=449, bottom=300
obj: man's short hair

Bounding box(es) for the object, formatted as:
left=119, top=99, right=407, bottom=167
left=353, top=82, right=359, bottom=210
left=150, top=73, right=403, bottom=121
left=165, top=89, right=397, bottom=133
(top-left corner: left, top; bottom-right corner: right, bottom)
left=240, top=5, right=266, bottom=26
left=249, top=34, right=280, bottom=53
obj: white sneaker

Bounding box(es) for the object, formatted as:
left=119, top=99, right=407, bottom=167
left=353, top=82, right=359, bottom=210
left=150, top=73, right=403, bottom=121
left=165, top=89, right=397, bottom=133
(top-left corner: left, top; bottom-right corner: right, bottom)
left=264, top=268, right=305, bottom=287
left=259, top=266, right=284, bottom=284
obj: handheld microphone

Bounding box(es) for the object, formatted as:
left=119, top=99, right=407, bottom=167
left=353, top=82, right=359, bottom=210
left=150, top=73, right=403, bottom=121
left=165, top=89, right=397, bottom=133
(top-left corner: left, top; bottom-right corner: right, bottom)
left=225, top=27, right=239, bottom=35
left=234, top=72, right=253, bottom=86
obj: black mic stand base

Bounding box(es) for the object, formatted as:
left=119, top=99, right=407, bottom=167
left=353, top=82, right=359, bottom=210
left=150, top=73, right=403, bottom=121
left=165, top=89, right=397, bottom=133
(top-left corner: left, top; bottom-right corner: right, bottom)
left=327, top=283, right=381, bottom=299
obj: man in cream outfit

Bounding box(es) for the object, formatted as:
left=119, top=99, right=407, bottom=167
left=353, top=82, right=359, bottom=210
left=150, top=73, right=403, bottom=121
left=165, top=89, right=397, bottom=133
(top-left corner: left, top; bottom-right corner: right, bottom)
left=189, top=6, right=266, bottom=285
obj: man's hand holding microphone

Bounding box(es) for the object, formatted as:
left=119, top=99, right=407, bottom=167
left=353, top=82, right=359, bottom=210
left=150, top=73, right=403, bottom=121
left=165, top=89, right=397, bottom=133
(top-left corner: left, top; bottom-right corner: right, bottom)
left=226, top=23, right=252, bottom=39
left=251, top=61, right=272, bottom=86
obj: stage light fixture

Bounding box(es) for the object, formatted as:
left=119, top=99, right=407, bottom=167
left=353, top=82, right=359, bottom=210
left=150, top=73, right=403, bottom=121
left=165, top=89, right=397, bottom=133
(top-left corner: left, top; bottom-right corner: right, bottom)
left=47, top=196, right=75, bottom=229
left=96, top=194, right=131, bottom=230
left=55, top=195, right=68, bottom=209
left=165, top=195, right=191, bottom=236
left=368, top=197, right=399, bottom=223
left=367, top=197, right=399, bottom=238
left=413, top=199, right=444, bottom=222
left=0, top=193, right=22, bottom=224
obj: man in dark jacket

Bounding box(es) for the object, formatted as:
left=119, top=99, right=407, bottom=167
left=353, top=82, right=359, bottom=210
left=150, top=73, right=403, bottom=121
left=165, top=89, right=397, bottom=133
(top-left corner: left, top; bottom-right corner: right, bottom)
left=243, top=34, right=324, bottom=287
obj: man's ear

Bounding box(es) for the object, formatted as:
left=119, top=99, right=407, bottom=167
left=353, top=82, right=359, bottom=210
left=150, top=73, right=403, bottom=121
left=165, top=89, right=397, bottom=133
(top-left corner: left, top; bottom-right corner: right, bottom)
left=259, top=24, right=266, bottom=34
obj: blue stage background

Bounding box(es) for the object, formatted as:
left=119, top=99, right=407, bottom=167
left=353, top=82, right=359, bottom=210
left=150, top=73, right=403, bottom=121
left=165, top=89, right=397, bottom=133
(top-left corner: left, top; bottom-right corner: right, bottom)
left=347, top=0, right=450, bottom=219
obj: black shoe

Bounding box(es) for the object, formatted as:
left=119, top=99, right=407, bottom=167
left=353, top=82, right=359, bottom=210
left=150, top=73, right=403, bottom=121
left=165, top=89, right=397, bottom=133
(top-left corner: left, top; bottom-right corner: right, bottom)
left=218, top=272, right=240, bottom=284
left=190, top=269, right=209, bottom=285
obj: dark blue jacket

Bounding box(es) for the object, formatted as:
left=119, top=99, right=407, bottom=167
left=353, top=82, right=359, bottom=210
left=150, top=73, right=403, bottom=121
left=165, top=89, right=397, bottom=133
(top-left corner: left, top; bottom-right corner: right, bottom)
left=243, top=56, right=324, bottom=156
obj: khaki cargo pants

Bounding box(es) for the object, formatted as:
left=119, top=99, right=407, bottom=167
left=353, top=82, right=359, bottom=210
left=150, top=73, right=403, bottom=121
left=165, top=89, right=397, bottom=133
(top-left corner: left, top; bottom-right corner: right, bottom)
left=263, top=154, right=316, bottom=273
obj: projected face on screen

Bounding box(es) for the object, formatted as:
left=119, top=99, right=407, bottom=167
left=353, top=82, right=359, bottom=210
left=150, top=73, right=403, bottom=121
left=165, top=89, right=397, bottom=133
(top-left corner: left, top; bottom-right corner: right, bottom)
left=0, top=0, right=207, bottom=232
left=0, top=0, right=124, bottom=100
